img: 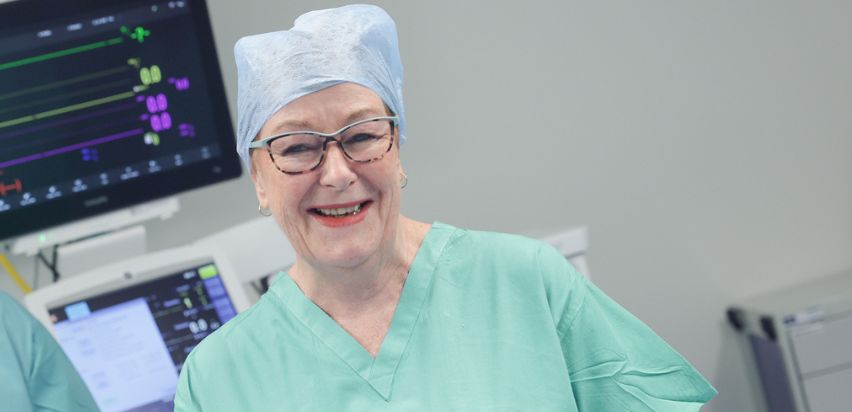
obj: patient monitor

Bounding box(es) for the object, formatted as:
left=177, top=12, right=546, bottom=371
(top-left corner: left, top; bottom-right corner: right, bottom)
left=25, top=246, right=251, bottom=412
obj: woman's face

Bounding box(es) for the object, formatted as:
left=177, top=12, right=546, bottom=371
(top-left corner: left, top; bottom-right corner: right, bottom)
left=251, top=83, right=402, bottom=271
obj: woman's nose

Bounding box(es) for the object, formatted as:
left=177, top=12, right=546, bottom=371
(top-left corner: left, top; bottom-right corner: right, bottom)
left=318, top=142, right=357, bottom=190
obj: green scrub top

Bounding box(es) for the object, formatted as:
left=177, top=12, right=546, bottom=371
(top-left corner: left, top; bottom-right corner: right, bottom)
left=0, top=291, right=99, bottom=412
left=176, top=222, right=716, bottom=411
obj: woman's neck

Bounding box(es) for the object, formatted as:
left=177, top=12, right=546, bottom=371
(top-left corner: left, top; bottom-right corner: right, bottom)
left=289, top=216, right=431, bottom=317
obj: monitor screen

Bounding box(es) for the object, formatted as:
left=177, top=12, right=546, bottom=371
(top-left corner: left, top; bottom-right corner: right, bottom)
left=47, top=261, right=237, bottom=412
left=0, top=0, right=241, bottom=241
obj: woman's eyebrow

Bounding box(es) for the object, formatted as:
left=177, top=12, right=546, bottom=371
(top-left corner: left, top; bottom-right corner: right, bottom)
left=269, top=118, right=314, bottom=134
left=271, top=106, right=386, bottom=134
left=342, top=107, right=384, bottom=125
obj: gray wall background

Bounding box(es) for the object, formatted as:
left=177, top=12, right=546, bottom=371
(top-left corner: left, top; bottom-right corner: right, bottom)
left=3, top=1, right=852, bottom=410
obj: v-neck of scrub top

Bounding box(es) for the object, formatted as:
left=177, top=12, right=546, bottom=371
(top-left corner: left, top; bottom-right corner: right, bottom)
left=272, top=222, right=455, bottom=401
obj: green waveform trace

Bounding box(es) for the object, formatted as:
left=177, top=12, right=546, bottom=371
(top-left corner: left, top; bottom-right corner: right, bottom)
left=0, top=91, right=135, bottom=130
left=0, top=79, right=129, bottom=116
left=0, top=37, right=124, bottom=72
left=0, top=66, right=130, bottom=102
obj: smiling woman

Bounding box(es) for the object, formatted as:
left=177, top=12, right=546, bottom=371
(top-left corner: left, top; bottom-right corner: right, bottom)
left=174, top=4, right=717, bottom=411
left=248, top=83, right=416, bottom=278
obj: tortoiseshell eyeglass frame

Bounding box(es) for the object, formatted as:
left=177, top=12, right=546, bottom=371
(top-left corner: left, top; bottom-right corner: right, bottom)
left=248, top=116, right=398, bottom=175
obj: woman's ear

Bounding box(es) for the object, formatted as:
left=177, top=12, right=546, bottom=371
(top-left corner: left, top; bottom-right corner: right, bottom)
left=250, top=157, right=269, bottom=209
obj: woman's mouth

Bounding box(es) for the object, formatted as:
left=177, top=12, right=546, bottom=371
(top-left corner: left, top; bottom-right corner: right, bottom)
left=308, top=201, right=372, bottom=227
left=312, top=202, right=365, bottom=217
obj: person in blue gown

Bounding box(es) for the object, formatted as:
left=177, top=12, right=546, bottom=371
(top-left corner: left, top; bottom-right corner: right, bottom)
left=175, top=5, right=717, bottom=411
left=0, top=291, right=98, bottom=411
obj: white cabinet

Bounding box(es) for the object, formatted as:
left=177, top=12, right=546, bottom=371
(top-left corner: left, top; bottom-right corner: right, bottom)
left=727, top=271, right=852, bottom=412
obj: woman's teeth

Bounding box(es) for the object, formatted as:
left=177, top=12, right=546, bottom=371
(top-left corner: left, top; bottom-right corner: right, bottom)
left=316, top=203, right=362, bottom=217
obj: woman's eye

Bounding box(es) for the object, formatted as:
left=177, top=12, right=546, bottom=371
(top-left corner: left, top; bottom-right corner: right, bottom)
left=281, top=144, right=315, bottom=155
left=346, top=133, right=378, bottom=144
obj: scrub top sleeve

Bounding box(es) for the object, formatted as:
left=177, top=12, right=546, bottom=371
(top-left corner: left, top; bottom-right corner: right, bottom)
left=537, top=246, right=717, bottom=411
left=0, top=293, right=98, bottom=412
left=175, top=353, right=202, bottom=412
left=28, top=324, right=99, bottom=411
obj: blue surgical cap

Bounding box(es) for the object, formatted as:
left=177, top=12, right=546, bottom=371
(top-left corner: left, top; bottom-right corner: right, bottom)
left=234, top=4, right=406, bottom=169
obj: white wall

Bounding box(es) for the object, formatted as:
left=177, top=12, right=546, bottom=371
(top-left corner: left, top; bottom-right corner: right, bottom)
left=3, top=1, right=852, bottom=410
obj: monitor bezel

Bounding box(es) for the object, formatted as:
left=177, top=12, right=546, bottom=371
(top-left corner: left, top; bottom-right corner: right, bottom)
left=0, top=0, right=242, bottom=242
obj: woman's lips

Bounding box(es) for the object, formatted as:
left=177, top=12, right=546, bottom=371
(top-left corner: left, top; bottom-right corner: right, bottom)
left=308, top=200, right=371, bottom=228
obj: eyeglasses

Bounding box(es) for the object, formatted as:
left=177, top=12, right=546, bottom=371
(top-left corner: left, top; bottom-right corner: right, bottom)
left=249, top=116, right=398, bottom=174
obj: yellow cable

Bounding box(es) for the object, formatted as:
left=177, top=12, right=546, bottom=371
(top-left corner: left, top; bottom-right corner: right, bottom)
left=0, top=254, right=32, bottom=294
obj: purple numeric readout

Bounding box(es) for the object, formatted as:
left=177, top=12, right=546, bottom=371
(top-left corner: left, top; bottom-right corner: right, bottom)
left=178, top=123, right=195, bottom=137
left=150, top=112, right=172, bottom=132
left=146, top=96, right=157, bottom=113
left=81, top=148, right=99, bottom=162
left=168, top=77, right=190, bottom=91
left=145, top=94, right=168, bottom=114
left=157, top=94, right=168, bottom=111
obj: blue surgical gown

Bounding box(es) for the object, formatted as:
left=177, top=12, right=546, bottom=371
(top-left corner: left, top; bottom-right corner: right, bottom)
left=176, top=222, right=716, bottom=410
left=0, top=291, right=98, bottom=412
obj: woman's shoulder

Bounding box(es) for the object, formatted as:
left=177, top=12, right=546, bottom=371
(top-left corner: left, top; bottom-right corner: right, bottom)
left=436, top=221, right=541, bottom=249
left=432, top=222, right=585, bottom=325
left=433, top=222, right=580, bottom=290
left=436, top=222, right=563, bottom=266
left=182, top=290, right=278, bottom=365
